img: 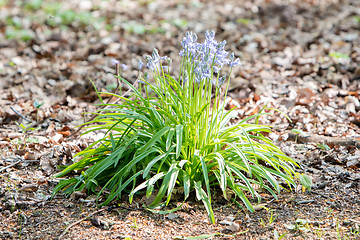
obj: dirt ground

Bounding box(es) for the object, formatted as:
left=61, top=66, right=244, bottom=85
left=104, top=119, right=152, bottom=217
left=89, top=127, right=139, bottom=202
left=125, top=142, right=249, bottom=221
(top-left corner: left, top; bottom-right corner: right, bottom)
left=0, top=0, right=360, bottom=239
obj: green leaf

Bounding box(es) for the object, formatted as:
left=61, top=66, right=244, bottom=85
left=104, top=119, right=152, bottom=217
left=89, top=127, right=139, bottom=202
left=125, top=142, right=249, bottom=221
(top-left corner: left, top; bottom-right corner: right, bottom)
left=100, top=170, right=143, bottom=206
left=214, top=152, right=227, bottom=197
left=297, top=173, right=312, bottom=191
left=183, top=172, right=190, bottom=200
left=138, top=126, right=169, bottom=153
left=166, top=167, right=180, bottom=204
left=291, top=129, right=304, bottom=135
left=148, top=164, right=177, bottom=208
left=194, top=181, right=215, bottom=224
left=143, top=148, right=173, bottom=178
left=176, top=125, right=183, bottom=159
left=145, top=202, right=183, bottom=214
left=227, top=176, right=254, bottom=212
left=166, top=128, right=175, bottom=151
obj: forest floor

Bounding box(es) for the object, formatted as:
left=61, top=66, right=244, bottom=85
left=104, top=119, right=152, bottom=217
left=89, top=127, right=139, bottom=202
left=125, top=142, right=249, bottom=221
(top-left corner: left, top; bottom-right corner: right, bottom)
left=0, top=0, right=360, bottom=239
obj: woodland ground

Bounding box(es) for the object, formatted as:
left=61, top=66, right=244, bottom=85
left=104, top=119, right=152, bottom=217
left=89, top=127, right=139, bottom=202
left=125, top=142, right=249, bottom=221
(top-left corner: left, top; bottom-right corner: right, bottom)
left=0, top=0, right=360, bottom=239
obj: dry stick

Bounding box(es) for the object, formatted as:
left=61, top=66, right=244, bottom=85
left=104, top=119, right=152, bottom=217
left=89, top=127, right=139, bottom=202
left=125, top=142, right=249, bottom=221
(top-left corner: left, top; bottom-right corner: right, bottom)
left=10, top=106, right=32, bottom=123
left=0, top=159, right=22, bottom=173
left=287, top=132, right=360, bottom=148
left=58, top=208, right=106, bottom=240
left=311, top=190, right=329, bottom=199
left=349, top=219, right=360, bottom=224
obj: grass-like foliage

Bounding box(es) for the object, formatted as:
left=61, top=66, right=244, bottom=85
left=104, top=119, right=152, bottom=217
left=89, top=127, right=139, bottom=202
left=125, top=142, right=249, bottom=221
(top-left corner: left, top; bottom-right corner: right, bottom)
left=53, top=31, right=298, bottom=223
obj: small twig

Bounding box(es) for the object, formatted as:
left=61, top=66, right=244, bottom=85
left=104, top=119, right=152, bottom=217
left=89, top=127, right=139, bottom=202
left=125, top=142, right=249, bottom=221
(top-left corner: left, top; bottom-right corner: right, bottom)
left=34, top=217, right=51, bottom=227
left=0, top=159, right=22, bottom=173
left=310, top=190, right=329, bottom=199
left=10, top=106, right=32, bottom=123
left=349, top=219, right=360, bottom=224
left=58, top=208, right=106, bottom=239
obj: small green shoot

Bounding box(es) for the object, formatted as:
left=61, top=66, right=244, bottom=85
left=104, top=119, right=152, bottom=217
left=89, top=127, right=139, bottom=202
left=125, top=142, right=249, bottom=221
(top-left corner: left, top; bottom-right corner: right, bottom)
left=354, top=16, right=360, bottom=23
left=329, top=52, right=350, bottom=60
left=296, top=173, right=312, bottom=192
left=15, top=122, right=38, bottom=133
left=317, top=143, right=330, bottom=151
left=260, top=208, right=278, bottom=226
left=291, top=128, right=304, bottom=143
left=131, top=217, right=138, bottom=229
left=106, top=83, right=118, bottom=91
left=236, top=18, right=254, bottom=25
left=274, top=229, right=287, bottom=239
left=350, top=227, right=360, bottom=236
left=33, top=100, right=44, bottom=109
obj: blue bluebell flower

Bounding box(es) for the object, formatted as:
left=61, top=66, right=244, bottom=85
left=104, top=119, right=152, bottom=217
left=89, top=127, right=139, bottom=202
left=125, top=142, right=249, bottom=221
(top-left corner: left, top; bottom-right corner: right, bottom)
left=145, top=49, right=170, bottom=71
left=145, top=30, right=240, bottom=87
left=218, top=75, right=227, bottom=86
left=230, top=58, right=241, bottom=67
left=138, top=59, right=143, bottom=70
left=145, top=55, right=156, bottom=70
left=229, top=52, right=241, bottom=67
left=111, top=59, right=120, bottom=66
left=121, top=64, right=129, bottom=71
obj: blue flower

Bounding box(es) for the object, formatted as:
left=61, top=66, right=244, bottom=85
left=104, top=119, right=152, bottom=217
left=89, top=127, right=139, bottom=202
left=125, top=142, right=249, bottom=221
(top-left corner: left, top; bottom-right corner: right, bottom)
left=145, top=55, right=156, bottom=70
left=230, top=58, right=241, bottom=67
left=120, top=64, right=129, bottom=71
left=138, top=59, right=143, bottom=70
left=152, top=49, right=160, bottom=63
left=149, top=30, right=241, bottom=87
left=111, top=59, right=120, bottom=66
left=111, top=59, right=129, bottom=72
left=218, top=75, right=227, bottom=86
left=229, top=52, right=241, bottom=67
left=145, top=49, right=169, bottom=71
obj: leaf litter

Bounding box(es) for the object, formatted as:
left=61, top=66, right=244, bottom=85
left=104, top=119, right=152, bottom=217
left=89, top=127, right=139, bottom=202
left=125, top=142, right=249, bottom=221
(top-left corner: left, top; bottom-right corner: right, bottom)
left=0, top=0, right=359, bottom=239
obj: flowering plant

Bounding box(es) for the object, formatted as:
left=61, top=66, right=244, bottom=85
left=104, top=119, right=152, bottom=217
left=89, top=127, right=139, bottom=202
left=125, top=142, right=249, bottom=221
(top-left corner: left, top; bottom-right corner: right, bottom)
left=53, top=31, right=298, bottom=223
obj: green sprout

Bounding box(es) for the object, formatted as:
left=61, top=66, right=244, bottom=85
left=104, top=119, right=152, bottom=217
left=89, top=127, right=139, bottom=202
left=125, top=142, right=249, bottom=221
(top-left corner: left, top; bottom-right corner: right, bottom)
left=329, top=52, right=350, bottom=60
left=353, top=16, right=360, bottom=23
left=316, top=143, right=330, bottom=151
left=236, top=18, right=254, bottom=25
left=16, top=122, right=38, bottom=133
left=291, top=128, right=304, bottom=143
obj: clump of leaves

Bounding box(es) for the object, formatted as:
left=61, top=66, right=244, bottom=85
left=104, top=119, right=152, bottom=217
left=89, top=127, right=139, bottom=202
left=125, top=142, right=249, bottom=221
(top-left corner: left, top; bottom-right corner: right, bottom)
left=53, top=31, right=299, bottom=223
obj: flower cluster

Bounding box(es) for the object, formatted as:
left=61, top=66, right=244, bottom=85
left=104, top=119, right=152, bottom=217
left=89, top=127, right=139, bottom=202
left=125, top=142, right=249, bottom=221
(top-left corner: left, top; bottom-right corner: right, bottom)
left=145, top=49, right=170, bottom=72
left=179, top=30, right=240, bottom=86
left=143, top=30, right=240, bottom=87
